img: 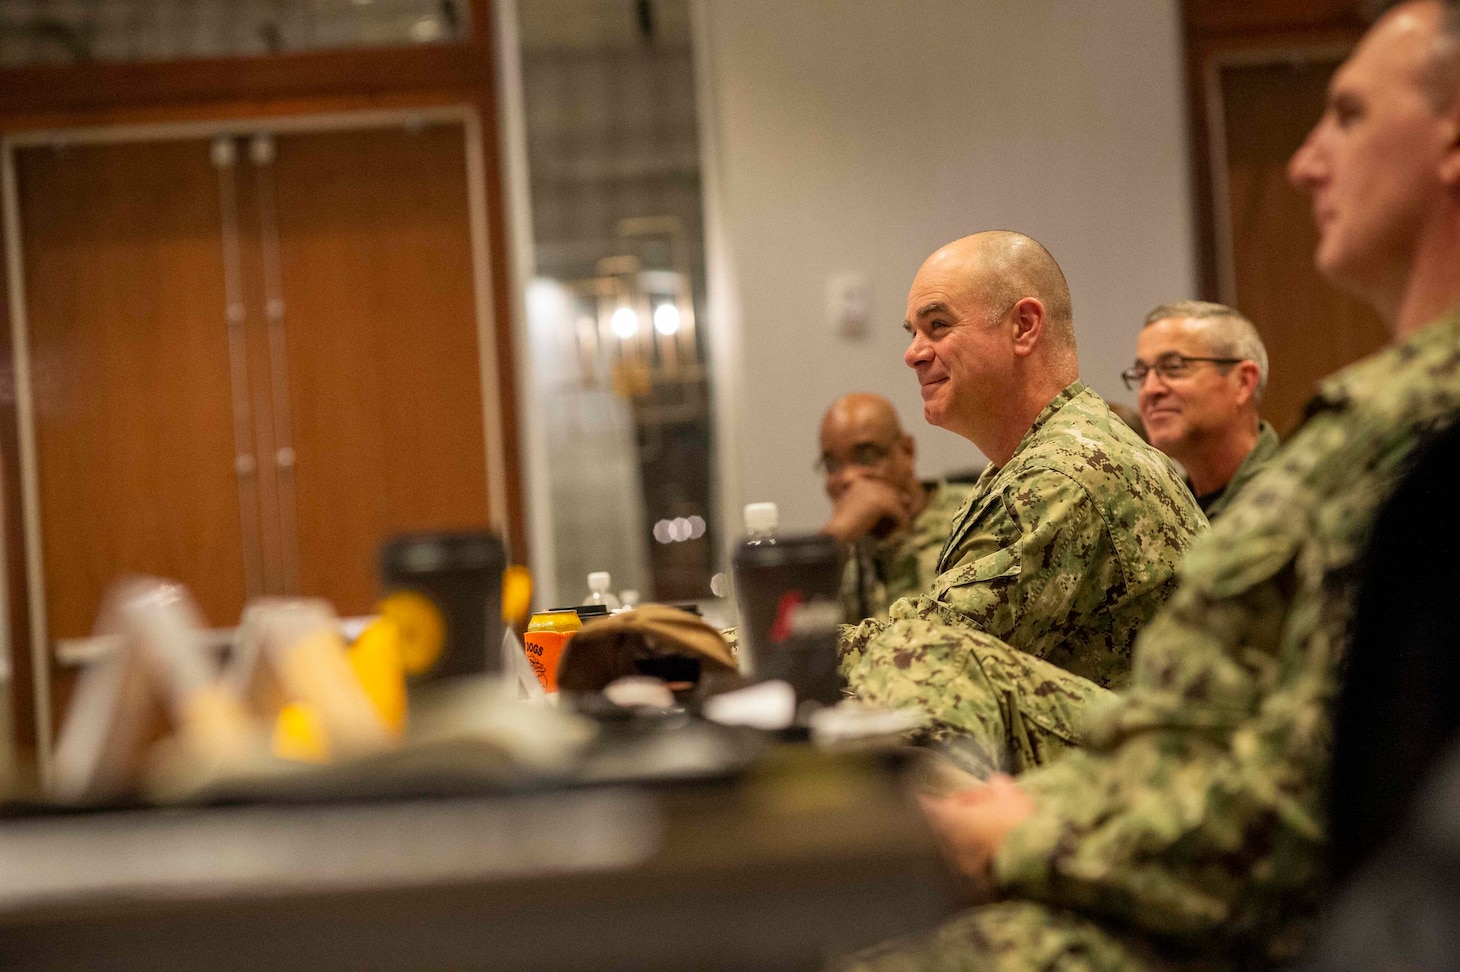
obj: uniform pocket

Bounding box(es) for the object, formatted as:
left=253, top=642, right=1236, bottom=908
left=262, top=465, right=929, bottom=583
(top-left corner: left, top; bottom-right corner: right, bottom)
left=931, top=547, right=1021, bottom=599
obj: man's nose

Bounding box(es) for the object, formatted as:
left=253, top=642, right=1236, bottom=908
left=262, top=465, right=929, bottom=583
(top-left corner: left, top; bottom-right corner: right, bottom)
left=1139, top=368, right=1171, bottom=395
left=1288, top=129, right=1323, bottom=190
left=826, top=465, right=853, bottom=495
left=905, top=332, right=931, bottom=369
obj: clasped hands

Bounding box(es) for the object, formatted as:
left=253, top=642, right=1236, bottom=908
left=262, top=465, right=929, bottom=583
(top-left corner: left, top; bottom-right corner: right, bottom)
left=822, top=470, right=918, bottom=544
left=919, top=773, right=1037, bottom=901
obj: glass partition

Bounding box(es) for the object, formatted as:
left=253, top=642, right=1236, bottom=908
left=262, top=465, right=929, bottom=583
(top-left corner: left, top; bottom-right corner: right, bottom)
left=515, top=0, right=717, bottom=608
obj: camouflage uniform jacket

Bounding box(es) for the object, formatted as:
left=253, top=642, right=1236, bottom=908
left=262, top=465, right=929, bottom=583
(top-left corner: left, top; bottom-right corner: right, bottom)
left=842, top=381, right=1206, bottom=689
left=1199, top=418, right=1280, bottom=520
left=993, top=310, right=1460, bottom=963
left=840, top=479, right=977, bottom=621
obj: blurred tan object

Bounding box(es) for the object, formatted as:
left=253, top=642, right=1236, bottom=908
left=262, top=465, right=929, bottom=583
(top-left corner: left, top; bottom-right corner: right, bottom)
left=52, top=579, right=261, bottom=803
left=408, top=678, right=597, bottom=775
left=556, top=604, right=738, bottom=693
left=263, top=614, right=407, bottom=762
left=228, top=599, right=394, bottom=762
left=602, top=676, right=676, bottom=710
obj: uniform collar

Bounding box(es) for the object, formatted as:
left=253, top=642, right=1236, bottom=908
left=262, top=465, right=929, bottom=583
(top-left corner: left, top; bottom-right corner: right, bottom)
left=1002, top=380, right=1088, bottom=467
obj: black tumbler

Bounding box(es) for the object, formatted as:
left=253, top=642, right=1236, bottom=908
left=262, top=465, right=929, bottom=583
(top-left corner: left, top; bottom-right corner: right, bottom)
left=380, top=530, right=506, bottom=681
left=732, top=532, right=846, bottom=705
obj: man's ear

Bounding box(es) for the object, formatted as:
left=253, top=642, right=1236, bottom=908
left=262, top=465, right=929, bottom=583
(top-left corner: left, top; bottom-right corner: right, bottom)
left=900, top=433, right=917, bottom=461
left=1440, top=98, right=1460, bottom=186
left=1010, top=297, right=1046, bottom=357
left=1233, top=360, right=1262, bottom=406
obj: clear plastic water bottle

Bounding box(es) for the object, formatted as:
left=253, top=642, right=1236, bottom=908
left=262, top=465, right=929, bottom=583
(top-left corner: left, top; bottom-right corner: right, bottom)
left=584, top=571, right=622, bottom=610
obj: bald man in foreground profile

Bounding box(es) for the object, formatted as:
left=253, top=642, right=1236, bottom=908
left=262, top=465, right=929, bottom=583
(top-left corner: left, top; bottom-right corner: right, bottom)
left=839, top=231, right=1205, bottom=773
left=817, top=393, right=975, bottom=621
left=836, top=1, right=1460, bottom=967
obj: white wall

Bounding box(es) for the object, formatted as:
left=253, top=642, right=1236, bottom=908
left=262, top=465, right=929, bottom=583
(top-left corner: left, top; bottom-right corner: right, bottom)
left=697, top=0, right=1196, bottom=536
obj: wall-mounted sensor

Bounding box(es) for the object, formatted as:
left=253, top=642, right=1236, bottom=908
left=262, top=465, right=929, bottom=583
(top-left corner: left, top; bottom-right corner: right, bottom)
left=827, top=272, right=873, bottom=340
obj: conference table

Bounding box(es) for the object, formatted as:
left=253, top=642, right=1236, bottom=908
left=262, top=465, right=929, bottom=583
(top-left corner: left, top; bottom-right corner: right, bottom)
left=0, top=725, right=960, bottom=971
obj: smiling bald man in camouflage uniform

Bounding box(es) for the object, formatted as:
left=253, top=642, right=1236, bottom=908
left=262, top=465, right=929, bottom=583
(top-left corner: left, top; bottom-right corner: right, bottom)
left=836, top=2, right=1460, bottom=968
left=837, top=231, right=1205, bottom=776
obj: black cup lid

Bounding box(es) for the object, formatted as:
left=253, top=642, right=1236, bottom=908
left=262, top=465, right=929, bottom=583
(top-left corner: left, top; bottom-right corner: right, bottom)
left=733, top=532, right=842, bottom=568
left=552, top=604, right=611, bottom=621
left=381, top=531, right=505, bottom=574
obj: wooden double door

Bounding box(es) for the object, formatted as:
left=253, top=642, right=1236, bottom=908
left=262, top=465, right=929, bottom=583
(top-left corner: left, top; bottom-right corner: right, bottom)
left=6, top=113, right=505, bottom=683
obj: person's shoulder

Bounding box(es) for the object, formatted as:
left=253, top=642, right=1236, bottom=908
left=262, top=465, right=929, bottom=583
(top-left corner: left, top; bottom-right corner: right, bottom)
left=1015, top=388, right=1182, bottom=488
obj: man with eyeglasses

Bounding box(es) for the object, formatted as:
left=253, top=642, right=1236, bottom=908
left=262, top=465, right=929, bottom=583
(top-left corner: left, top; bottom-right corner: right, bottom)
left=1125, top=301, right=1281, bottom=519
left=816, top=392, right=977, bottom=621
left=835, top=2, right=1460, bottom=968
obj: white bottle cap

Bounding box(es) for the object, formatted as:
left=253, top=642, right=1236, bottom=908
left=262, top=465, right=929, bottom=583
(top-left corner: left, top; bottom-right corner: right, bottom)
left=744, top=502, right=778, bottom=534
left=588, top=571, right=612, bottom=592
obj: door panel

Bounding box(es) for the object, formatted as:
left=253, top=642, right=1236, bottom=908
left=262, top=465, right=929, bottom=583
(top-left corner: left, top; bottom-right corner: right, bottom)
left=17, top=139, right=248, bottom=637
left=267, top=124, right=491, bottom=617
left=13, top=120, right=494, bottom=674
left=1219, top=58, right=1388, bottom=434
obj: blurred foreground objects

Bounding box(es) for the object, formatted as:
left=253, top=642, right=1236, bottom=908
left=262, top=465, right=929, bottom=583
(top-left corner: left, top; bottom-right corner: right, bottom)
left=1303, top=418, right=1460, bottom=970
left=522, top=608, right=582, bottom=694
left=230, top=598, right=394, bottom=764
left=1326, top=418, right=1460, bottom=886
left=0, top=748, right=955, bottom=971
left=500, top=564, right=534, bottom=627
left=379, top=530, right=506, bottom=681
left=733, top=531, right=845, bottom=705
left=52, top=579, right=264, bottom=803
left=1304, top=738, right=1460, bottom=971
left=557, top=603, right=738, bottom=696
left=20, top=574, right=970, bottom=970
left=49, top=575, right=593, bottom=805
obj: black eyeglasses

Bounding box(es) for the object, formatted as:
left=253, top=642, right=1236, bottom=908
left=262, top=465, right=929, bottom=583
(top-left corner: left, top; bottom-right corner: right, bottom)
left=815, top=441, right=895, bottom=475
left=1121, top=355, right=1244, bottom=391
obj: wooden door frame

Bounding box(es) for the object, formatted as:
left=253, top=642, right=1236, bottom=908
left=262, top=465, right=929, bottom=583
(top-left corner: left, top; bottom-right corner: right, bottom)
left=1200, top=42, right=1353, bottom=307
left=0, top=0, right=528, bottom=778
left=1179, top=0, right=1369, bottom=298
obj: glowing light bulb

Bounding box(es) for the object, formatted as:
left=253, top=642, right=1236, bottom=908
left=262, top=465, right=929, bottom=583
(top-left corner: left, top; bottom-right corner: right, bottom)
left=653, top=303, right=681, bottom=336
left=611, top=306, right=640, bottom=339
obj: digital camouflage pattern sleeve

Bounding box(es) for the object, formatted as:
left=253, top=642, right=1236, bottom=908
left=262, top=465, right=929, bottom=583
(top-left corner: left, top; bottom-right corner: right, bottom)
left=841, top=381, right=1205, bottom=692
left=840, top=311, right=1460, bottom=970
left=843, top=613, right=1117, bottom=778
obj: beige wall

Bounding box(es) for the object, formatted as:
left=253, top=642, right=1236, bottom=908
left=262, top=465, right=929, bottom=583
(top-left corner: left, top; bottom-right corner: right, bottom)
left=698, top=0, right=1196, bottom=535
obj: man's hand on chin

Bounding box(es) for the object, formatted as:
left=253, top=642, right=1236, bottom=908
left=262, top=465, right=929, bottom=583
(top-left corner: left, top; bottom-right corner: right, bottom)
left=918, top=773, right=1036, bottom=902
left=822, top=473, right=915, bottom=543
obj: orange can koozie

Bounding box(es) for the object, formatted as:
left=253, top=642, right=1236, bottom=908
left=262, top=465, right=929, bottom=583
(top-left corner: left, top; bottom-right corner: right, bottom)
left=523, top=610, right=581, bottom=692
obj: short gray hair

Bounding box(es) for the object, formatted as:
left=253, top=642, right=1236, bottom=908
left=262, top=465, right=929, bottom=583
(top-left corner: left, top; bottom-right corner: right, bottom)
left=1143, top=300, right=1270, bottom=402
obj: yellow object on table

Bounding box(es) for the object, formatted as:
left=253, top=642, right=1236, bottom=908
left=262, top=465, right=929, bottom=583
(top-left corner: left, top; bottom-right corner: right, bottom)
left=377, top=590, right=446, bottom=677
left=501, top=565, right=533, bottom=627
left=273, top=703, right=331, bottom=763
left=349, top=616, right=408, bottom=735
